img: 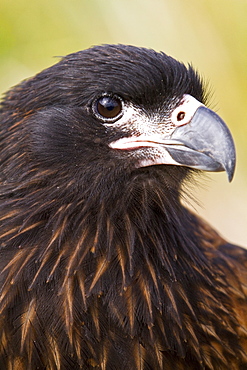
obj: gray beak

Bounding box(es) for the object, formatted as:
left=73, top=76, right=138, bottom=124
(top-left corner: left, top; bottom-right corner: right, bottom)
left=166, top=106, right=236, bottom=181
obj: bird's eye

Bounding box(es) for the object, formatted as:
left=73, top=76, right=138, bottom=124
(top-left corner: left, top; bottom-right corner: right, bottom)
left=94, top=95, right=123, bottom=122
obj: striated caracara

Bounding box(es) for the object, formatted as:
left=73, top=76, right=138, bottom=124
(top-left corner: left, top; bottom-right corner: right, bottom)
left=0, top=45, right=246, bottom=369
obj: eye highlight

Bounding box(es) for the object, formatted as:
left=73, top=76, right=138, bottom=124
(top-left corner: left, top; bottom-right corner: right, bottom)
left=93, top=95, right=123, bottom=122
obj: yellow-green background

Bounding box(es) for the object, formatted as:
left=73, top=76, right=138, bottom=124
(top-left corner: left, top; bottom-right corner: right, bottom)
left=0, top=0, right=246, bottom=245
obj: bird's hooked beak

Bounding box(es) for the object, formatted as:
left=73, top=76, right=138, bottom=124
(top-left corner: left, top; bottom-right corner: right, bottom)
left=109, top=95, right=236, bottom=182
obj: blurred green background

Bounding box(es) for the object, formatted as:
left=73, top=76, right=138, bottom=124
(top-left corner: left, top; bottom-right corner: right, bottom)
left=0, top=0, right=246, bottom=245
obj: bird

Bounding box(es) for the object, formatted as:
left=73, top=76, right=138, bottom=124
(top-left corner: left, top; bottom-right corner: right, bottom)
left=0, top=44, right=246, bottom=370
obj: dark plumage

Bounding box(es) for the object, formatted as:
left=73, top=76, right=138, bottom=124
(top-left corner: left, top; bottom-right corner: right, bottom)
left=0, top=44, right=246, bottom=369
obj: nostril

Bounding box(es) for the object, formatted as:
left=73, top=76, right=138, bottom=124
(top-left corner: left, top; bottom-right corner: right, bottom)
left=171, top=94, right=204, bottom=127
left=177, top=111, right=185, bottom=121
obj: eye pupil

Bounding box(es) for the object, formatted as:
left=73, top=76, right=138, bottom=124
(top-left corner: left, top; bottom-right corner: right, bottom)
left=96, top=96, right=122, bottom=120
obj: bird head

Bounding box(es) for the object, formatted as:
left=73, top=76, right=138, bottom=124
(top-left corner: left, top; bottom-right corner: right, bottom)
left=1, top=44, right=236, bottom=202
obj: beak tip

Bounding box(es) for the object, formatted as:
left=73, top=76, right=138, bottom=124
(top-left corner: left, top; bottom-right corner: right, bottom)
left=227, top=172, right=234, bottom=183
left=225, top=146, right=236, bottom=182
left=226, top=161, right=236, bottom=182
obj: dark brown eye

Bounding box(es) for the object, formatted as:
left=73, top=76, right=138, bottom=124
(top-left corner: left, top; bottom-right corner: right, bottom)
left=95, top=95, right=123, bottom=121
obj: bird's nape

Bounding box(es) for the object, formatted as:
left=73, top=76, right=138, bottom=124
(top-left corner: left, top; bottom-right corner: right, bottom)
left=0, top=44, right=246, bottom=370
